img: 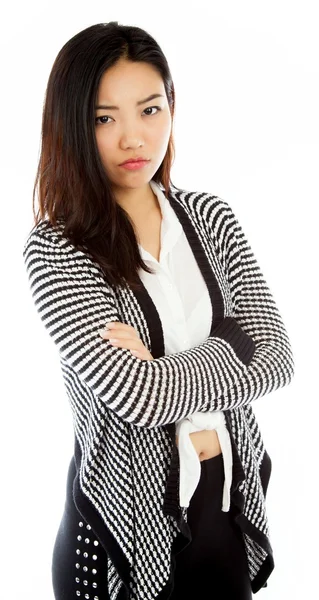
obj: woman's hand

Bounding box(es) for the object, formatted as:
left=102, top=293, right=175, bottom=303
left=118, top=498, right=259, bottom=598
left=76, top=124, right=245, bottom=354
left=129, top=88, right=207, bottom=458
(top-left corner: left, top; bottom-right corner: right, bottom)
left=175, top=429, right=222, bottom=462
left=99, top=321, right=154, bottom=360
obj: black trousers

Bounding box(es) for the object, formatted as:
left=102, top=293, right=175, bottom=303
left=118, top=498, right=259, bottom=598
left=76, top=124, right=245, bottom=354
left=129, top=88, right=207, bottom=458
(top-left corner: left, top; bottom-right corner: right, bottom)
left=169, top=452, right=252, bottom=599
left=52, top=453, right=252, bottom=600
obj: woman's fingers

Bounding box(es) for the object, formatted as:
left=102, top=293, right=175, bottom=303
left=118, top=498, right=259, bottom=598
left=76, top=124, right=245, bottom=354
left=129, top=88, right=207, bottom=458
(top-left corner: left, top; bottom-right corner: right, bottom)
left=99, top=322, right=140, bottom=339
left=100, top=330, right=143, bottom=349
left=98, top=322, right=153, bottom=360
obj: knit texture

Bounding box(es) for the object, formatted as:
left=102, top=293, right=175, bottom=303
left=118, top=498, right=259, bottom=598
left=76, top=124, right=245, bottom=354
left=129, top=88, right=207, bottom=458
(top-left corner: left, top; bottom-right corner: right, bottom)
left=23, top=183, right=294, bottom=599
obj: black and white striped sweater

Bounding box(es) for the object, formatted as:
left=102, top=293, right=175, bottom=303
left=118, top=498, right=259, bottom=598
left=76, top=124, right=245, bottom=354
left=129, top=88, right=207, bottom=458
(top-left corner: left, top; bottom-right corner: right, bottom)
left=22, top=182, right=294, bottom=599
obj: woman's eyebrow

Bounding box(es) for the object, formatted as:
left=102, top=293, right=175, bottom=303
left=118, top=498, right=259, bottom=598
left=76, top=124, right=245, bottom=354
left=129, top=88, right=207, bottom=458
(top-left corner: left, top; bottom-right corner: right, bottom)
left=95, top=93, right=165, bottom=110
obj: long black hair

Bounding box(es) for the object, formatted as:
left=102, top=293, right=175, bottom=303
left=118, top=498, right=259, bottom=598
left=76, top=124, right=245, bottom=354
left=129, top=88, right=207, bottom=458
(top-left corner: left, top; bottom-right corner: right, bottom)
left=32, top=21, right=177, bottom=290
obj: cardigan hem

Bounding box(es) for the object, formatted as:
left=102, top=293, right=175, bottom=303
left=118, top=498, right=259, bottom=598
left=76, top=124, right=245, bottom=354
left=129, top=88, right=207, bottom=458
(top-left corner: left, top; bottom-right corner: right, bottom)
left=72, top=447, right=274, bottom=598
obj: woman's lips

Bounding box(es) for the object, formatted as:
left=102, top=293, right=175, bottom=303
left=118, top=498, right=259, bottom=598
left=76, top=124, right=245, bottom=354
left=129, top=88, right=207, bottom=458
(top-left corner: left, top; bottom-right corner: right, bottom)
left=119, top=160, right=150, bottom=170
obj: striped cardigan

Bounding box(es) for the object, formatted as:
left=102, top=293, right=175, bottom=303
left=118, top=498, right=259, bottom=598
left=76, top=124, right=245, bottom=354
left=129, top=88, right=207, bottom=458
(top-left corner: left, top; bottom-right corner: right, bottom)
left=22, top=182, right=295, bottom=599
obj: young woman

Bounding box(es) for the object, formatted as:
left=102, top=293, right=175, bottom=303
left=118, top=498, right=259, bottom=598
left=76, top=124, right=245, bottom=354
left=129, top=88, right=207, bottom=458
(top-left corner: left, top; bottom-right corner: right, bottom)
left=23, top=21, right=294, bottom=600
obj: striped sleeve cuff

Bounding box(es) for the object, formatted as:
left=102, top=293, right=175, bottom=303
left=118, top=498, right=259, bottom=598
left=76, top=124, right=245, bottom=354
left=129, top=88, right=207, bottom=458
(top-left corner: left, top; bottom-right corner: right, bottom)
left=211, top=316, right=255, bottom=365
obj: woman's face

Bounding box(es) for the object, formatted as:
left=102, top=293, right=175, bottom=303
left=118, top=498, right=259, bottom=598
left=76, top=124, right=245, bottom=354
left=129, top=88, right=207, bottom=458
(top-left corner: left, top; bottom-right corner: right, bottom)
left=95, top=58, right=172, bottom=191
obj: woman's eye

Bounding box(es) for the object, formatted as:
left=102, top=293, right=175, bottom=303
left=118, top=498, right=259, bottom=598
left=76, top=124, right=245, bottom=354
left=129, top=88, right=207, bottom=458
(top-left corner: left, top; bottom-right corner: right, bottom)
left=95, top=115, right=112, bottom=125
left=95, top=105, right=161, bottom=126
left=143, top=105, right=161, bottom=116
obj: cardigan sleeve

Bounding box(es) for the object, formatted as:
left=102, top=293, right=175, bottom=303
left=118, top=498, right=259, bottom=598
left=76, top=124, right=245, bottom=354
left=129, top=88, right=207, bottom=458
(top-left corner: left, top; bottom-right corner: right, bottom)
left=200, top=197, right=295, bottom=413
left=23, top=225, right=257, bottom=428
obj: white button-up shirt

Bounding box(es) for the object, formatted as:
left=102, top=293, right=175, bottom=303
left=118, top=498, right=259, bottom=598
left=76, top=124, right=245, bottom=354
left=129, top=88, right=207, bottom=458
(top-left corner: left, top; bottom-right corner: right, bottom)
left=137, top=180, right=233, bottom=512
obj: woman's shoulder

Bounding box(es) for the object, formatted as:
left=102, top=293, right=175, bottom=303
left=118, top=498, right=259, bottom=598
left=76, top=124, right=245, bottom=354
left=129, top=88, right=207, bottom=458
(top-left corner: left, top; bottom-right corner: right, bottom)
left=169, top=184, right=237, bottom=238
left=170, top=183, right=232, bottom=216
left=23, top=217, right=66, bottom=247
left=22, top=217, right=94, bottom=272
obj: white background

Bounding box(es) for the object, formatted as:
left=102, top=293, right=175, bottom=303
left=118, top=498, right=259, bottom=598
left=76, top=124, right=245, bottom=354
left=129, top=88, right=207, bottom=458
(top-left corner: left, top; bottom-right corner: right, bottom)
left=1, top=1, right=318, bottom=598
